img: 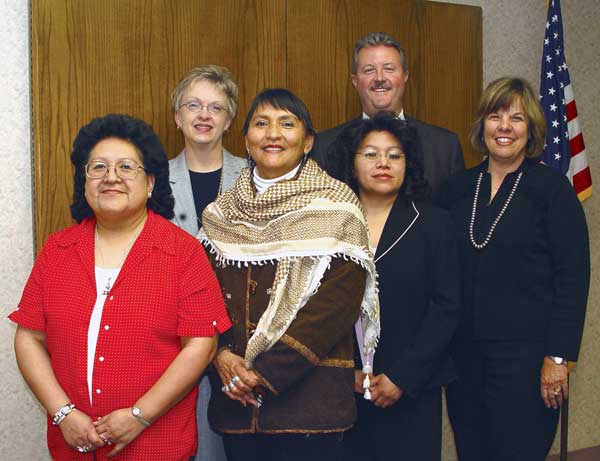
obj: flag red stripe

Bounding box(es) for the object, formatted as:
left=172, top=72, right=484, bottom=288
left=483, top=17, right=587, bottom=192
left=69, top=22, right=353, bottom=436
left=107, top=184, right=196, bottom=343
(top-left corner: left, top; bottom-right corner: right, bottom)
left=573, top=167, right=592, bottom=194
left=566, top=100, right=578, bottom=121
left=569, top=132, right=585, bottom=157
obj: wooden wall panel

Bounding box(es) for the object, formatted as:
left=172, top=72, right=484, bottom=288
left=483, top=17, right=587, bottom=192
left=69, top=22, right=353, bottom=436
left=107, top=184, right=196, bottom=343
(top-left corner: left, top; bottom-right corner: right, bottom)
left=287, top=0, right=482, bottom=167
left=32, top=0, right=481, bottom=253
left=32, top=0, right=285, bottom=252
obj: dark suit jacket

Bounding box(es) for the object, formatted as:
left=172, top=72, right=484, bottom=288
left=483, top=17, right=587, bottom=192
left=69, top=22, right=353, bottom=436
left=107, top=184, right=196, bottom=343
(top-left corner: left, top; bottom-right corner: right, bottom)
left=311, top=116, right=465, bottom=197
left=368, top=197, right=460, bottom=397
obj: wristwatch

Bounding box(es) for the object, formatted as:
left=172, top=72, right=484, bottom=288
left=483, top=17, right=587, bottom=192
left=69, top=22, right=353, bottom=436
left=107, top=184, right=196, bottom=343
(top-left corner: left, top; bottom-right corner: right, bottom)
left=549, top=356, right=568, bottom=366
left=132, top=406, right=151, bottom=427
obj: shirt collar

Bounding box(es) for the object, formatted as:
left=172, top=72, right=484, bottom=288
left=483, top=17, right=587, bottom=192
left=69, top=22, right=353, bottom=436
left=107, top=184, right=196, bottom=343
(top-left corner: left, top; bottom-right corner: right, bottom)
left=362, top=110, right=405, bottom=121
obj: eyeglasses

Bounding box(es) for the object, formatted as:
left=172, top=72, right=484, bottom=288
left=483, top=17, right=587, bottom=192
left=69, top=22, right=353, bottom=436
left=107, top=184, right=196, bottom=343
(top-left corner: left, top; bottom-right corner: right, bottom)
left=356, top=149, right=405, bottom=162
left=84, top=160, right=146, bottom=179
left=179, top=101, right=228, bottom=114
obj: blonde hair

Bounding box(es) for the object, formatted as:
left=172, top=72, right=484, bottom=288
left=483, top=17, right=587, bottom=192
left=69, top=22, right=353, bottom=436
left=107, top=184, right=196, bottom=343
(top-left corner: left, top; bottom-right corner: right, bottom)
left=170, top=65, right=239, bottom=117
left=469, top=77, right=546, bottom=158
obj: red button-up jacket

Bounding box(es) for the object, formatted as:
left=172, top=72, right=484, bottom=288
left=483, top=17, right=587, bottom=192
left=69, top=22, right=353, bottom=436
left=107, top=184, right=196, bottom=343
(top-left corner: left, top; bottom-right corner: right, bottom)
left=10, top=210, right=231, bottom=460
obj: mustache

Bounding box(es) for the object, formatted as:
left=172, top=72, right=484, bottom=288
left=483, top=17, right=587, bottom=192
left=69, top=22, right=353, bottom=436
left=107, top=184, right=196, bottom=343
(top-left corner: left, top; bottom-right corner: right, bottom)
left=369, top=80, right=392, bottom=90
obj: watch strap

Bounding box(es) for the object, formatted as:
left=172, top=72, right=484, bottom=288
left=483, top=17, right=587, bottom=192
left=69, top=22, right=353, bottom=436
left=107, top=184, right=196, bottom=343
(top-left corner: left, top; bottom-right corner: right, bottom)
left=132, top=406, right=151, bottom=427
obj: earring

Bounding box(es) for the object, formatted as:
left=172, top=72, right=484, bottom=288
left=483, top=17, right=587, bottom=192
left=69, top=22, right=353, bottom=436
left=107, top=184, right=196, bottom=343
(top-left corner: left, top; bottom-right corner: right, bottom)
left=148, top=190, right=153, bottom=198
left=176, top=125, right=181, bottom=130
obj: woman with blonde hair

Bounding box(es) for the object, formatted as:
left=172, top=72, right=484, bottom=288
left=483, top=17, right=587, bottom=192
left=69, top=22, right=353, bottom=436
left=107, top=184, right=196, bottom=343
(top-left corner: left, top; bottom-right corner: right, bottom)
left=169, top=65, right=246, bottom=461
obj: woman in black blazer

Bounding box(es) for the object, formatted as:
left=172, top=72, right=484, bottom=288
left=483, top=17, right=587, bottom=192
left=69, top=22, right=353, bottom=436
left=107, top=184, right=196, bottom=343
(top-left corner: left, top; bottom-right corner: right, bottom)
left=436, top=77, right=590, bottom=461
left=326, top=111, right=460, bottom=461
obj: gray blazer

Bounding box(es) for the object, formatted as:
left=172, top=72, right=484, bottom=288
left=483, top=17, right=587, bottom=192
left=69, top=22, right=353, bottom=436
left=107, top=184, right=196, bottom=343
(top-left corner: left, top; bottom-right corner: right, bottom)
left=169, top=148, right=246, bottom=235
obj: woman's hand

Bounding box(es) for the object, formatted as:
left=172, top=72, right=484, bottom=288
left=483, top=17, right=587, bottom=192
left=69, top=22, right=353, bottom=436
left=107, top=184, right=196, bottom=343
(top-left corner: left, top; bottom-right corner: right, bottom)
left=354, top=370, right=366, bottom=394
left=540, top=357, right=569, bottom=409
left=214, top=349, right=260, bottom=407
left=93, top=408, right=146, bottom=457
left=59, top=409, right=104, bottom=453
left=369, top=373, right=404, bottom=408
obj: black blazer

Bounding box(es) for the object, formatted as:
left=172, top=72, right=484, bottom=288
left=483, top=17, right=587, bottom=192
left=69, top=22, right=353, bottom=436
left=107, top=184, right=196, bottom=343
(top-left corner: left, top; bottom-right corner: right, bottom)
left=311, top=115, right=465, bottom=197
left=367, top=197, right=460, bottom=397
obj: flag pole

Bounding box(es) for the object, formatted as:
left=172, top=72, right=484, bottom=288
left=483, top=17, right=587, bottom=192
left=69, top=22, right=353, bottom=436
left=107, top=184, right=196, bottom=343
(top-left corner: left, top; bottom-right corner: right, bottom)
left=559, top=375, right=569, bottom=461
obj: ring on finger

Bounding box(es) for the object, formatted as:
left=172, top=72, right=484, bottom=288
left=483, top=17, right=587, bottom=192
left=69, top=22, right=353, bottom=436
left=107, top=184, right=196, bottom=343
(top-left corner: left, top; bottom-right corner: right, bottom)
left=222, top=382, right=234, bottom=393
left=231, top=375, right=241, bottom=384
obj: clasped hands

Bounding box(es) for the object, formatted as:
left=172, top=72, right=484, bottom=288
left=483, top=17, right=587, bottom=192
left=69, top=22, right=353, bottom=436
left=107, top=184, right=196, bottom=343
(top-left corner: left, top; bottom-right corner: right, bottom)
left=59, top=406, right=147, bottom=457
left=354, top=370, right=403, bottom=408
left=214, top=349, right=263, bottom=408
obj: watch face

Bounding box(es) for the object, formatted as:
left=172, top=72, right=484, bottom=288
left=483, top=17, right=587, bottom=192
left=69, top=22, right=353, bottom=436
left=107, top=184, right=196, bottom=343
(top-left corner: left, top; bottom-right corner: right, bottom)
left=132, top=407, right=140, bottom=416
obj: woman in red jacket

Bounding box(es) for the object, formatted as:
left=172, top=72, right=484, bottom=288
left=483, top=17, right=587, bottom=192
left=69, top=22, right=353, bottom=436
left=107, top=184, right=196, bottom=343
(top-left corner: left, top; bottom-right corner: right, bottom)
left=10, top=114, right=230, bottom=460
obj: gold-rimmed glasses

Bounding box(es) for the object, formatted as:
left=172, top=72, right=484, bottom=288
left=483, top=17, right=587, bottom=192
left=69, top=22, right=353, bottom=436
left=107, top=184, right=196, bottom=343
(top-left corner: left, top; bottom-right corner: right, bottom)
left=84, top=160, right=146, bottom=179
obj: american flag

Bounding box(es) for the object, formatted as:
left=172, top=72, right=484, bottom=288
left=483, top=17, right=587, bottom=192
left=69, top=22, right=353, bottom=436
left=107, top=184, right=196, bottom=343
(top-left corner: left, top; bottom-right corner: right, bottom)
left=539, top=0, right=592, bottom=201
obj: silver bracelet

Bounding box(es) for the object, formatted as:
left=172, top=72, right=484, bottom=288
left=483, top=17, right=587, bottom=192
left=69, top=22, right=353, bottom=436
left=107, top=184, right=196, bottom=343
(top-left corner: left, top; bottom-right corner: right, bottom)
left=52, top=403, right=76, bottom=426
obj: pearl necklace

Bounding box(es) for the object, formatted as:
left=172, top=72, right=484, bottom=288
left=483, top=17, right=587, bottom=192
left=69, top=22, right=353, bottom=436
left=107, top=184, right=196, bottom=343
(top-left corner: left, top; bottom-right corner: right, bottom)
left=469, top=171, right=523, bottom=250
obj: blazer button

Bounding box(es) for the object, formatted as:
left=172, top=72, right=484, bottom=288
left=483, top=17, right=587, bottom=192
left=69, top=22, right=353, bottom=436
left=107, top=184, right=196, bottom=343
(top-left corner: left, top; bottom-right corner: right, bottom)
left=249, top=280, right=257, bottom=295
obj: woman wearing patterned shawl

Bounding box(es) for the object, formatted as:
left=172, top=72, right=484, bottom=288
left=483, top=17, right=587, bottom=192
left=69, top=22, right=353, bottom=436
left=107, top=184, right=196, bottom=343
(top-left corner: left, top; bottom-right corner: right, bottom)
left=199, top=88, right=379, bottom=461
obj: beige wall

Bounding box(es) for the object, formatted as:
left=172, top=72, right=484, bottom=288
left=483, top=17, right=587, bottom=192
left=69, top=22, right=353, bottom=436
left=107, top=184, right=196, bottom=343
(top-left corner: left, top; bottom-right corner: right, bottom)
left=440, top=0, right=600, bottom=459
left=0, top=1, right=598, bottom=460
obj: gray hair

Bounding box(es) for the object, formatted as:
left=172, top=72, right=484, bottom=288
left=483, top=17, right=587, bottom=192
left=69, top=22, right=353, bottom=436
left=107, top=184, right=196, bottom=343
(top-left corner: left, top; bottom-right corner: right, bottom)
left=170, top=65, right=239, bottom=117
left=352, top=32, right=408, bottom=73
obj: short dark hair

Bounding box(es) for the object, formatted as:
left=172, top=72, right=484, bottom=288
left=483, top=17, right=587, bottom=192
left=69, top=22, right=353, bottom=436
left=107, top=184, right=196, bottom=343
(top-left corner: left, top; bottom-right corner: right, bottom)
left=70, top=114, right=174, bottom=223
left=242, top=88, right=315, bottom=137
left=325, top=111, right=430, bottom=201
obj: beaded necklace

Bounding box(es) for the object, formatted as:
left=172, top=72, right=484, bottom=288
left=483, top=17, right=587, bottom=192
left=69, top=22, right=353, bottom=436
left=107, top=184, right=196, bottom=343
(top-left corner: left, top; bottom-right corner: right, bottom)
left=469, top=171, right=523, bottom=250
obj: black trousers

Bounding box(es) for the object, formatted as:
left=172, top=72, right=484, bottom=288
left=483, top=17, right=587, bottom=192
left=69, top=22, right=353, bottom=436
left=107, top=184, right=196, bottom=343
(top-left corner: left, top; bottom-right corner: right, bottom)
left=446, top=340, right=559, bottom=461
left=222, top=432, right=344, bottom=461
left=343, top=388, right=442, bottom=461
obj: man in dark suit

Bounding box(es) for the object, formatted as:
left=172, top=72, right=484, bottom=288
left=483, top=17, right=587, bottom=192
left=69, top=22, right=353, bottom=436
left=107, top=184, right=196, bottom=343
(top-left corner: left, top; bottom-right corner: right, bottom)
left=311, top=32, right=464, bottom=196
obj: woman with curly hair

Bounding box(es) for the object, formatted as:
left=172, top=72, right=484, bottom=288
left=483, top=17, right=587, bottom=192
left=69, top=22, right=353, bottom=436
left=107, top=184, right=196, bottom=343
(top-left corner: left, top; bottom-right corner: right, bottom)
left=326, top=111, right=460, bottom=461
left=10, top=114, right=230, bottom=460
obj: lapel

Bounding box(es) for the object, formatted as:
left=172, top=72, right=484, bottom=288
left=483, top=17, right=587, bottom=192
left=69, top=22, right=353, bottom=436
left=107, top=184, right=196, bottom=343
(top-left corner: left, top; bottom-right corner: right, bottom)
left=72, top=219, right=97, bottom=291
left=375, top=197, right=420, bottom=264
left=109, top=211, right=173, bottom=293
left=222, top=148, right=244, bottom=192
left=169, top=150, right=198, bottom=235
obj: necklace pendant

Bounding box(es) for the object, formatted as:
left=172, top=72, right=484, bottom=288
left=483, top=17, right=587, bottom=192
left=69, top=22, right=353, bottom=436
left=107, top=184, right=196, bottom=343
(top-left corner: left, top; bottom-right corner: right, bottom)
left=102, top=277, right=112, bottom=296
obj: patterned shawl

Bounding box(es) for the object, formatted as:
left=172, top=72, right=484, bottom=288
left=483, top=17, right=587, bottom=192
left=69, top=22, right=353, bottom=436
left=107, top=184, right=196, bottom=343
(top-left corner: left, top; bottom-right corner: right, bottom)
left=199, top=159, right=380, bottom=368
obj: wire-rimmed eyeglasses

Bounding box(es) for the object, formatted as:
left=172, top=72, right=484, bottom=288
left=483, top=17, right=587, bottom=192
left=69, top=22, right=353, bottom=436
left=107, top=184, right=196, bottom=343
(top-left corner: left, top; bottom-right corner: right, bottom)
left=356, top=149, right=405, bottom=162
left=84, top=160, right=146, bottom=179
left=179, top=101, right=228, bottom=114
